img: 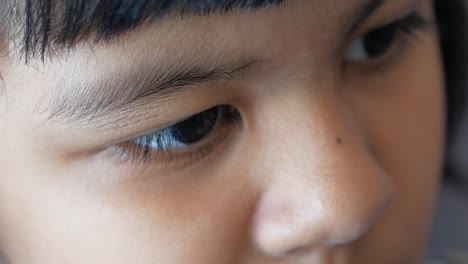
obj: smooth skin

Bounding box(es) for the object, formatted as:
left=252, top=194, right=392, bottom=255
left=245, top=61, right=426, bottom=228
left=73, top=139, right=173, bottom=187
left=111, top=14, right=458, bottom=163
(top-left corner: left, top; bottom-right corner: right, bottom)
left=0, top=0, right=444, bottom=263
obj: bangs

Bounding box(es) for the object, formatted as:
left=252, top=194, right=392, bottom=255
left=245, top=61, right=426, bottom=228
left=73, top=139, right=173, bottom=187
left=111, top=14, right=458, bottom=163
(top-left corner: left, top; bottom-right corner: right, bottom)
left=2, top=0, right=284, bottom=61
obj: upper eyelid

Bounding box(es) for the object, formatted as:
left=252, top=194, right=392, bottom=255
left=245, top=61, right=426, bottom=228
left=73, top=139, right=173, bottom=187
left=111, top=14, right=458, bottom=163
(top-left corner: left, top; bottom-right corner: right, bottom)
left=345, top=0, right=386, bottom=36
left=129, top=113, right=199, bottom=141
left=133, top=105, right=229, bottom=143
left=349, top=0, right=425, bottom=36
left=43, top=57, right=262, bottom=129
left=103, top=105, right=218, bottom=148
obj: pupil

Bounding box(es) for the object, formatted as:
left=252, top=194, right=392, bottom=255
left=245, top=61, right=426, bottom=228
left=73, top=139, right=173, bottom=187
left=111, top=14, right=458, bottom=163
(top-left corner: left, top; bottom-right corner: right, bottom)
left=363, top=24, right=398, bottom=58
left=170, top=107, right=220, bottom=145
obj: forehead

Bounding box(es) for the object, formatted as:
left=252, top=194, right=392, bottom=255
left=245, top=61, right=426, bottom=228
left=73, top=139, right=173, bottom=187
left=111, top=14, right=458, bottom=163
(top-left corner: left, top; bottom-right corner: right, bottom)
left=4, top=0, right=283, bottom=61
left=9, top=0, right=381, bottom=73
left=5, top=0, right=425, bottom=66
left=3, top=0, right=398, bottom=63
left=4, top=0, right=410, bottom=102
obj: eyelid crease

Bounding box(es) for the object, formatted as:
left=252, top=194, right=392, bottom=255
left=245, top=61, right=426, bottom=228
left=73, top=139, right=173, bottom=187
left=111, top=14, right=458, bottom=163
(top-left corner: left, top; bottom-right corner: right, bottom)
left=346, top=0, right=386, bottom=36
left=346, top=0, right=429, bottom=39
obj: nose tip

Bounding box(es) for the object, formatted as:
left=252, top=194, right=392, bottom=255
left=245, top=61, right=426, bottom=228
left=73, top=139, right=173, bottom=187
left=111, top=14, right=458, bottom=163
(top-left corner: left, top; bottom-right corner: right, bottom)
left=251, top=167, right=395, bottom=257
left=252, top=197, right=330, bottom=256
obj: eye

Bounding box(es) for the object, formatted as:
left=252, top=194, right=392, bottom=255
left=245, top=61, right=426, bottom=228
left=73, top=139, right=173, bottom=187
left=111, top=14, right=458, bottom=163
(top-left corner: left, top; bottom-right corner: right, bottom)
left=114, top=105, right=241, bottom=165
left=346, top=24, right=399, bottom=61
left=138, top=106, right=222, bottom=149
left=345, top=12, right=430, bottom=62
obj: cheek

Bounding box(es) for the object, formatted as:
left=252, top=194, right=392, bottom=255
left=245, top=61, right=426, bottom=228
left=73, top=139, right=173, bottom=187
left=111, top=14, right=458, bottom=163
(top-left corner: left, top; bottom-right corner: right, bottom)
left=347, top=33, right=445, bottom=257
left=0, top=153, right=256, bottom=263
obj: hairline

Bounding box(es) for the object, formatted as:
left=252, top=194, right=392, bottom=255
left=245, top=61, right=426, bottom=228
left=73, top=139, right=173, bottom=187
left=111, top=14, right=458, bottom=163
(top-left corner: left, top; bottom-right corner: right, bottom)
left=0, top=0, right=284, bottom=63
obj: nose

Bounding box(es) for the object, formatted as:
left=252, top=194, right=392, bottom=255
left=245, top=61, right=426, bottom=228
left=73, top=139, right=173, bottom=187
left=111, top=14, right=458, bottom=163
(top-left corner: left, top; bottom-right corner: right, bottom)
left=249, top=92, right=395, bottom=257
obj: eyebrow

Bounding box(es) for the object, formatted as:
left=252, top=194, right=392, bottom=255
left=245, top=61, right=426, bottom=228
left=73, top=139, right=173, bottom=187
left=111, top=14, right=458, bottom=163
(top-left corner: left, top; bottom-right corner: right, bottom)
left=45, top=0, right=386, bottom=127
left=46, top=55, right=262, bottom=127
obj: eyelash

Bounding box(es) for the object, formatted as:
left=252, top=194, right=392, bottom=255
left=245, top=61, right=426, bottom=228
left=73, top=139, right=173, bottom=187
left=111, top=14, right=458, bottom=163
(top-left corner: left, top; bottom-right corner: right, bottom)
left=345, top=11, right=432, bottom=65
left=391, top=12, right=431, bottom=36
left=112, top=105, right=241, bottom=166
left=109, top=12, right=432, bottom=168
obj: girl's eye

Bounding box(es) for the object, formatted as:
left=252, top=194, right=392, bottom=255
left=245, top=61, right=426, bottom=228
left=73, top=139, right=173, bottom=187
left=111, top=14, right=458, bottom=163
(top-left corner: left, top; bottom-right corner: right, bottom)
left=345, top=12, right=431, bottom=62
left=147, top=105, right=221, bottom=148
left=114, top=105, right=241, bottom=165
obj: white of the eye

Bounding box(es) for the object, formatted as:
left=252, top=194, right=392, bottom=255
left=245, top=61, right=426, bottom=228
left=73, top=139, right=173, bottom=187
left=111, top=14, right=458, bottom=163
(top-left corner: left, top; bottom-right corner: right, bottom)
left=148, top=131, right=188, bottom=150
left=345, top=38, right=370, bottom=61
left=132, top=130, right=189, bottom=150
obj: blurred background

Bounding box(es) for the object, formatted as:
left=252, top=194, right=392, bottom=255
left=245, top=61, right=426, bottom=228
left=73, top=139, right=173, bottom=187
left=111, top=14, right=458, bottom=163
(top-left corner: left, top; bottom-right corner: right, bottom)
left=427, top=0, right=468, bottom=261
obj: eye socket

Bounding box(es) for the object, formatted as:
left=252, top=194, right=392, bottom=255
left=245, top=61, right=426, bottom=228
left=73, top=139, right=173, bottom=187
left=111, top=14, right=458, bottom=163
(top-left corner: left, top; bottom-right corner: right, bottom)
left=345, top=12, right=430, bottom=62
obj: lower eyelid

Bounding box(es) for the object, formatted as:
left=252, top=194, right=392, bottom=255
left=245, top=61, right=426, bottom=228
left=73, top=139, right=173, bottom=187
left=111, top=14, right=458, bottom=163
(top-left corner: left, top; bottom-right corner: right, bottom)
left=117, top=123, right=234, bottom=170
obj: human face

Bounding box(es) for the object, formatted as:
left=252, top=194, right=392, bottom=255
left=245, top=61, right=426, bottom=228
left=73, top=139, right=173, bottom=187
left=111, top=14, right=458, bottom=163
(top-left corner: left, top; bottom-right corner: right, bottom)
left=0, top=0, right=445, bottom=263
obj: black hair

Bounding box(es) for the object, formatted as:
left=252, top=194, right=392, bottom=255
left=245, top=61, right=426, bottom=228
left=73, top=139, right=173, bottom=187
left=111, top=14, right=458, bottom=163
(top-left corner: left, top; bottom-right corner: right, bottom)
left=0, top=0, right=283, bottom=61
